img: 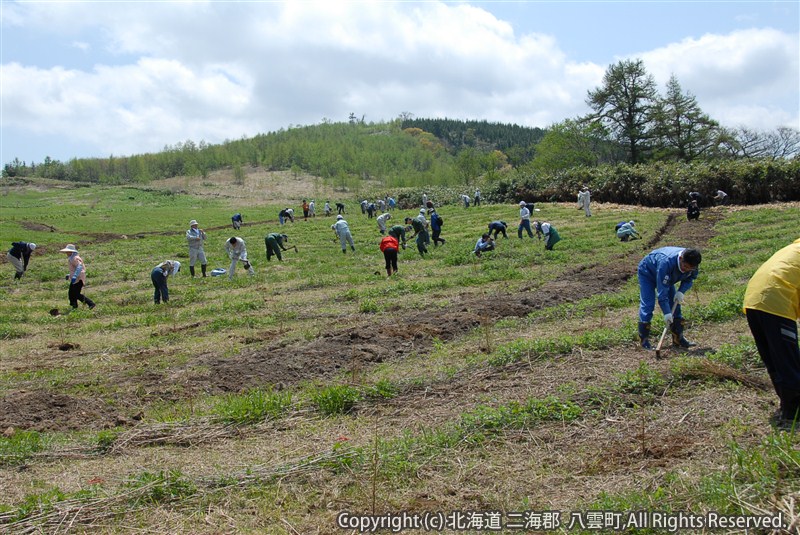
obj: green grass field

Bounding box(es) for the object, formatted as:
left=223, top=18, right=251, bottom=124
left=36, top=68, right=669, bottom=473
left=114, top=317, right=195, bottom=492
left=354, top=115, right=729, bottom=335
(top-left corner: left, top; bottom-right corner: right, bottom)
left=0, top=176, right=798, bottom=533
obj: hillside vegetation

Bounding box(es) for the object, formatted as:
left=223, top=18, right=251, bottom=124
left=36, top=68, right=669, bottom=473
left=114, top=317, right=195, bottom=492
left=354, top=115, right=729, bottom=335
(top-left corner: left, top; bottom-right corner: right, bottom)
left=0, top=175, right=798, bottom=533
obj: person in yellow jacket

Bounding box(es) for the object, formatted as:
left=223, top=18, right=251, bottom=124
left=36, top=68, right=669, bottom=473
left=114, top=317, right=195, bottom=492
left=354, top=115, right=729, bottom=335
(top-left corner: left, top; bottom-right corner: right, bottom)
left=743, top=238, right=800, bottom=428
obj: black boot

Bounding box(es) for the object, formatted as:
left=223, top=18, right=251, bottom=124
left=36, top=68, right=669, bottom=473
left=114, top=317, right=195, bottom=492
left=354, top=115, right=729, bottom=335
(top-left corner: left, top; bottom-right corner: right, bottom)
left=201, top=264, right=207, bottom=277
left=638, top=322, right=652, bottom=350
left=671, top=319, right=696, bottom=348
left=190, top=265, right=196, bottom=277
left=14, top=272, right=22, bottom=280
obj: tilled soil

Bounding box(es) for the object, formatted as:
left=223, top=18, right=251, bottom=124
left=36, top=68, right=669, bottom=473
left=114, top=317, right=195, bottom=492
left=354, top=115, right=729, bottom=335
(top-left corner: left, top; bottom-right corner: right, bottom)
left=0, top=211, right=719, bottom=432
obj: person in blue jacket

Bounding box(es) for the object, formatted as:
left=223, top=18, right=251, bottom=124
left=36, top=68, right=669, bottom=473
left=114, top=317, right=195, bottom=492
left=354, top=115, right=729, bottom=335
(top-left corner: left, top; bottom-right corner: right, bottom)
left=637, top=247, right=702, bottom=350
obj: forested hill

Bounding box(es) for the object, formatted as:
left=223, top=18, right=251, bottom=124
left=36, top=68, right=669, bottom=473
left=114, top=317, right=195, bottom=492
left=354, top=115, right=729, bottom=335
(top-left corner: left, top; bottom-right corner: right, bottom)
left=2, top=119, right=542, bottom=187
left=401, top=117, right=545, bottom=156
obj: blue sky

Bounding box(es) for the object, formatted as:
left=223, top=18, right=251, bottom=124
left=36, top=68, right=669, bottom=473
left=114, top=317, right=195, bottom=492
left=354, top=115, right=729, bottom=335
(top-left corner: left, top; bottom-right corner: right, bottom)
left=1, top=0, right=798, bottom=165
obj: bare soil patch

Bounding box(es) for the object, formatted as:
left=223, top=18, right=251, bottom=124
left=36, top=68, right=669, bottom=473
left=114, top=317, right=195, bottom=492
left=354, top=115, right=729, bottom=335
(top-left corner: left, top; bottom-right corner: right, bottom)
left=0, top=390, right=126, bottom=432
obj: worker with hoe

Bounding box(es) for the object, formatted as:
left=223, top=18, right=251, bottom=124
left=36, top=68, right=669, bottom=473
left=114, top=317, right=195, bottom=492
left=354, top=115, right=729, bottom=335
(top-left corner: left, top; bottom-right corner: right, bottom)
left=231, top=213, right=243, bottom=230
left=331, top=215, right=356, bottom=253
left=488, top=220, right=508, bottom=239
left=60, top=244, right=96, bottom=310
left=407, top=210, right=430, bottom=257
left=7, top=241, right=36, bottom=280
left=637, top=247, right=702, bottom=350
left=151, top=260, right=181, bottom=304
left=265, top=232, right=290, bottom=262
left=225, top=236, right=255, bottom=279
left=743, top=238, right=800, bottom=429
left=186, top=219, right=207, bottom=277
left=387, top=224, right=408, bottom=250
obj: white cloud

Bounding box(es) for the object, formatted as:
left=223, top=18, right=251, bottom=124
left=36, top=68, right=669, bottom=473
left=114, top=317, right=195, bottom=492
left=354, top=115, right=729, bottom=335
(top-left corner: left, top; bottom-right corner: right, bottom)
left=1, top=1, right=798, bottom=162
left=639, top=28, right=800, bottom=129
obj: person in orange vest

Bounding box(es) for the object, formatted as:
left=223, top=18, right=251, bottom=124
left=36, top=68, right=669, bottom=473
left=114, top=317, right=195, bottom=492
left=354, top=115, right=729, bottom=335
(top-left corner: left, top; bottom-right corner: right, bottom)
left=379, top=234, right=400, bottom=277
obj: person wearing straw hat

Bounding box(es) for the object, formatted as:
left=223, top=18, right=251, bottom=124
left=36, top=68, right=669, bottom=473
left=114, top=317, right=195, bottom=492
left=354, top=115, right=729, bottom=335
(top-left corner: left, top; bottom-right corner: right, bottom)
left=185, top=219, right=207, bottom=277
left=151, top=260, right=181, bottom=304
left=59, top=244, right=96, bottom=310
left=7, top=241, right=36, bottom=280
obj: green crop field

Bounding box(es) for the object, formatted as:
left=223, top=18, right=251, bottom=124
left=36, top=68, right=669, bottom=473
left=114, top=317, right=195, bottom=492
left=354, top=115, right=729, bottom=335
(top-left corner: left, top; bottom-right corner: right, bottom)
left=0, top=175, right=798, bottom=533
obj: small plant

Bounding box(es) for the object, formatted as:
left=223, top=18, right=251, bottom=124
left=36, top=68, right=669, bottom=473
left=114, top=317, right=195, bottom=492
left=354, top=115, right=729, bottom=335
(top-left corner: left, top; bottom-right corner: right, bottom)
left=615, top=361, right=666, bottom=398
left=124, top=469, right=197, bottom=505
left=0, top=429, right=44, bottom=466
left=213, top=388, right=292, bottom=425
left=358, top=298, right=380, bottom=313
left=311, top=384, right=361, bottom=415
left=94, top=429, right=121, bottom=453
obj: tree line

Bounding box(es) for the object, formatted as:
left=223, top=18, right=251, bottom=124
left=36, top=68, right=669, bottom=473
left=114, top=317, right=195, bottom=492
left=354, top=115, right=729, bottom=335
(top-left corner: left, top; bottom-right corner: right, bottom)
left=3, top=59, right=797, bottom=205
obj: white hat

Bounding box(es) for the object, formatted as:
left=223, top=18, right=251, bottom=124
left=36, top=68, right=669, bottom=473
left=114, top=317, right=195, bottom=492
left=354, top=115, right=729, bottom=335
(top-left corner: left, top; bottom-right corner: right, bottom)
left=189, top=220, right=198, bottom=226
left=171, top=261, right=181, bottom=275
left=28, top=243, right=37, bottom=250
left=420, top=208, right=426, bottom=214
left=59, top=244, right=78, bottom=253
left=629, top=220, right=635, bottom=226
left=519, top=201, right=527, bottom=207
left=336, top=215, right=343, bottom=220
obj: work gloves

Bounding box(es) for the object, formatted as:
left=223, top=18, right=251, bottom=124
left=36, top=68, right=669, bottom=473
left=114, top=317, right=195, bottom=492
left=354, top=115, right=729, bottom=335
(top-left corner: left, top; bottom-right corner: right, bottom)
left=663, top=313, right=674, bottom=325
left=675, top=291, right=685, bottom=304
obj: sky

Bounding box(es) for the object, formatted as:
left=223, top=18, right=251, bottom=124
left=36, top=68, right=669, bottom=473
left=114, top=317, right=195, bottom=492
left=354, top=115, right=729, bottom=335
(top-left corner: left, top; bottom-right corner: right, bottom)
left=1, top=0, right=798, bottom=165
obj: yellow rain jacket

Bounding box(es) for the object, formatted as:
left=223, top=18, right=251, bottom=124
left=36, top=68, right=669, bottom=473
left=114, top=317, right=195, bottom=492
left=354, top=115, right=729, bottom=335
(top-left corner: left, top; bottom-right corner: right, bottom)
left=743, top=238, right=800, bottom=321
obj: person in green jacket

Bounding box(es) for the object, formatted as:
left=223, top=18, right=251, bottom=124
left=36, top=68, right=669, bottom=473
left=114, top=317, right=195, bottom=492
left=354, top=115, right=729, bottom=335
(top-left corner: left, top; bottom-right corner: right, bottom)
left=406, top=212, right=429, bottom=257
left=388, top=224, right=408, bottom=250
left=534, top=221, right=561, bottom=250
left=265, top=233, right=290, bottom=262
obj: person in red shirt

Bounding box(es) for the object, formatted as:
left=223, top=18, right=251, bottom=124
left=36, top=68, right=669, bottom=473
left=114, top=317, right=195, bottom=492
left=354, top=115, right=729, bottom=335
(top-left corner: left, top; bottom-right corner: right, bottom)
left=379, top=235, right=399, bottom=277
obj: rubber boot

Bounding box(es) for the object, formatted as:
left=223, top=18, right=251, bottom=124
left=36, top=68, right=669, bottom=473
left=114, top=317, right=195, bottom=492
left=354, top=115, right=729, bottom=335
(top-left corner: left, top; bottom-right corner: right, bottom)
left=201, top=264, right=207, bottom=277
left=638, top=322, right=652, bottom=350
left=190, top=265, right=196, bottom=277
left=14, top=272, right=22, bottom=280
left=86, top=298, right=96, bottom=310
left=671, top=319, right=696, bottom=348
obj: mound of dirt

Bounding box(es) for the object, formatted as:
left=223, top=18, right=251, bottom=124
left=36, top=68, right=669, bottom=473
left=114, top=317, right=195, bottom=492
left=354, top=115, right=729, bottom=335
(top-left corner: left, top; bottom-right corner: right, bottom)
left=0, top=390, right=127, bottom=432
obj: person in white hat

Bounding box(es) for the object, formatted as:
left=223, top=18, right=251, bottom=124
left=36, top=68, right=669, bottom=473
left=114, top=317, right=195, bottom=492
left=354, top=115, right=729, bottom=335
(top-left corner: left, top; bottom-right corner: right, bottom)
left=577, top=185, right=592, bottom=217
left=59, top=244, right=96, bottom=310
left=185, top=219, right=207, bottom=277
left=224, top=236, right=254, bottom=279
left=518, top=201, right=534, bottom=239
left=376, top=212, right=392, bottom=235
left=7, top=241, right=36, bottom=280
left=616, top=220, right=640, bottom=242
left=151, top=260, right=181, bottom=304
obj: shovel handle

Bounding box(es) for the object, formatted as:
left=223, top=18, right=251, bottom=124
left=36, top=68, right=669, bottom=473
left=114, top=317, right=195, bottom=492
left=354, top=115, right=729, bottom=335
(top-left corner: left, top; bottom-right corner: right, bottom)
left=655, top=300, right=680, bottom=358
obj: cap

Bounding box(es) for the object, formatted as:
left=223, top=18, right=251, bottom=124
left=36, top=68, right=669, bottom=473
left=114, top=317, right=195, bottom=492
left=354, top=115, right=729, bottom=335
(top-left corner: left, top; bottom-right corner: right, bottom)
left=189, top=220, right=198, bottom=226
left=337, top=215, right=343, bottom=220
left=420, top=208, right=426, bottom=214
left=172, top=261, right=181, bottom=275
left=59, top=244, right=78, bottom=253
left=519, top=201, right=526, bottom=207
left=629, top=220, right=635, bottom=226
left=28, top=243, right=37, bottom=250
